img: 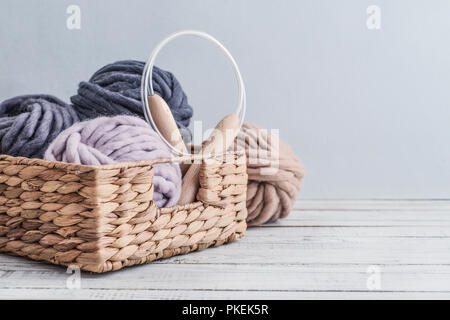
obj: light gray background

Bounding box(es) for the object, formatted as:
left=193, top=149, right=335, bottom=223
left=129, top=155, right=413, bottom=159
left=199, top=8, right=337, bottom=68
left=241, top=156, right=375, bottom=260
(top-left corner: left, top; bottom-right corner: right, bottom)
left=0, top=0, right=449, bottom=199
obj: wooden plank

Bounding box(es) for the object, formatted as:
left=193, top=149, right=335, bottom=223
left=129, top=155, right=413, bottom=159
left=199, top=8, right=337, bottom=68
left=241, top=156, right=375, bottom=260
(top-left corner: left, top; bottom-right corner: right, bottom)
left=1, top=229, right=448, bottom=266
left=294, top=199, right=450, bottom=211
left=248, top=226, right=450, bottom=238
left=0, top=199, right=448, bottom=299
left=0, top=216, right=449, bottom=265
left=261, top=210, right=450, bottom=227
left=1, top=288, right=450, bottom=300
left=0, top=225, right=448, bottom=273
left=1, top=263, right=450, bottom=292
left=162, top=238, right=449, bottom=265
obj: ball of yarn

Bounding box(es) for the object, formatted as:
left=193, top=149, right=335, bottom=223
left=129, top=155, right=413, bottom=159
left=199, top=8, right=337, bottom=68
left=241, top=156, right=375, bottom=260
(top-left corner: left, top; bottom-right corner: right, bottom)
left=44, top=115, right=181, bottom=208
left=235, top=123, right=305, bottom=226
left=70, top=60, right=193, bottom=140
left=0, top=94, right=79, bottom=159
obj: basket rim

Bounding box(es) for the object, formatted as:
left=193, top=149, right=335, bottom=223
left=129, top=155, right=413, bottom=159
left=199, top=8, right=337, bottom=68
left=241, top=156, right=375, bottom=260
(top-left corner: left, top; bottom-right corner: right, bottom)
left=0, top=150, right=244, bottom=171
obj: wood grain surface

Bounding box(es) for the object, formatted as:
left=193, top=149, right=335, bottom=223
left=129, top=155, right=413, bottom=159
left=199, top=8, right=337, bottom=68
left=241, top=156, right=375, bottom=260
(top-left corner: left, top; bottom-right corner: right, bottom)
left=0, top=199, right=449, bottom=299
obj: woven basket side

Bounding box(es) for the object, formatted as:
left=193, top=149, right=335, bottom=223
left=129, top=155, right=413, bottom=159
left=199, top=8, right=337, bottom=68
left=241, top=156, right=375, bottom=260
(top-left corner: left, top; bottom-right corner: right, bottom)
left=74, top=165, right=155, bottom=271
left=0, top=158, right=99, bottom=265
left=0, top=156, right=156, bottom=269
left=197, top=154, right=247, bottom=207
left=0, top=154, right=247, bottom=273
left=87, top=154, right=248, bottom=273
left=197, top=154, right=248, bottom=240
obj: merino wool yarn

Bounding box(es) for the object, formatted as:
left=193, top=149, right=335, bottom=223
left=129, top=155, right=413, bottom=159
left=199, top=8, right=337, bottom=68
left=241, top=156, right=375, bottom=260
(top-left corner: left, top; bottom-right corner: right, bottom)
left=235, top=123, right=305, bottom=226
left=0, top=94, right=79, bottom=159
left=44, top=115, right=182, bottom=208
left=71, top=60, right=193, bottom=139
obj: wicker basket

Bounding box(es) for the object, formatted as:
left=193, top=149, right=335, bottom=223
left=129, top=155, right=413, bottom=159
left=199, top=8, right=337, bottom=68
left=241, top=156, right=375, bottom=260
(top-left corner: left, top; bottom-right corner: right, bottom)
left=0, top=153, right=247, bottom=272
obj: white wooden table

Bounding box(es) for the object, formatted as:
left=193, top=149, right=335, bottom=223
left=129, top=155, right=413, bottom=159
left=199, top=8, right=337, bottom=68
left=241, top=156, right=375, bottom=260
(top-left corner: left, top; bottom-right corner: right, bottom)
left=0, top=199, right=449, bottom=299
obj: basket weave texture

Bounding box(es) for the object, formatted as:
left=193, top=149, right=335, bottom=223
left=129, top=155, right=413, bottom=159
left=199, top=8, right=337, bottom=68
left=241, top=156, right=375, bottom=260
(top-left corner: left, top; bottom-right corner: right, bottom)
left=0, top=154, right=247, bottom=272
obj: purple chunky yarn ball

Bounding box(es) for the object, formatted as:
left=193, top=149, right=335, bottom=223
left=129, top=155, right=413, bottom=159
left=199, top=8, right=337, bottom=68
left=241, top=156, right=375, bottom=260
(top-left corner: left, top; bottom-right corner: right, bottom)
left=44, top=115, right=181, bottom=208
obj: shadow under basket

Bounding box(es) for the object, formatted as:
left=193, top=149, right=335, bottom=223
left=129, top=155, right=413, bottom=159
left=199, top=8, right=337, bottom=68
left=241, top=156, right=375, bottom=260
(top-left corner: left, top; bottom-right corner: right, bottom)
left=0, top=153, right=247, bottom=273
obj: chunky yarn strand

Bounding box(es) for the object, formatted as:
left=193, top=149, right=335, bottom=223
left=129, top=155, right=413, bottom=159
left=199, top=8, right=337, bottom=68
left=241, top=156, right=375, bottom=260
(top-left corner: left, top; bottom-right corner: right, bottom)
left=44, top=115, right=182, bottom=208
left=0, top=94, right=79, bottom=159
left=70, top=60, right=193, bottom=139
left=235, top=122, right=305, bottom=226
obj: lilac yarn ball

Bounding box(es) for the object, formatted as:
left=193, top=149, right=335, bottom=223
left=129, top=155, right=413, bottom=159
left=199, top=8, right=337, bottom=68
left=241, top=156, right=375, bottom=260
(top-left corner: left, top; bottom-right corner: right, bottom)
left=44, top=115, right=181, bottom=208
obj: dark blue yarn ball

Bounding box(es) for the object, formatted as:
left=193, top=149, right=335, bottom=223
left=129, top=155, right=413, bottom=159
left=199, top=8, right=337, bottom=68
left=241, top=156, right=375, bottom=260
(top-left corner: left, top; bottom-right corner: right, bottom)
left=70, top=60, right=193, bottom=139
left=0, top=94, right=79, bottom=158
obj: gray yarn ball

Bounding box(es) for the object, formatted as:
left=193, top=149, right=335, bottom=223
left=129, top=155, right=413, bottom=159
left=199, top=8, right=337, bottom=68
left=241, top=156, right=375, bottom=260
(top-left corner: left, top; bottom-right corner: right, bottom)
left=0, top=94, right=79, bottom=158
left=70, top=60, right=193, bottom=140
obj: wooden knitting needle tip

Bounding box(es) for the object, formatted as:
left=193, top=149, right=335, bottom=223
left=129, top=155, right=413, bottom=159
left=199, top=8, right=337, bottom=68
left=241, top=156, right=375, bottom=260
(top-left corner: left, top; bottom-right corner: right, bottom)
left=147, top=94, right=189, bottom=155
left=177, top=114, right=240, bottom=205
left=147, top=94, right=190, bottom=174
